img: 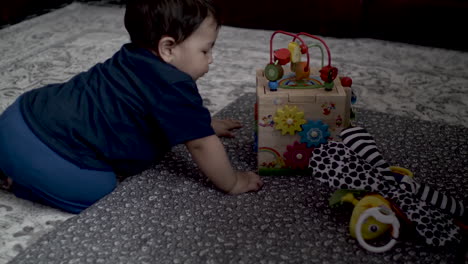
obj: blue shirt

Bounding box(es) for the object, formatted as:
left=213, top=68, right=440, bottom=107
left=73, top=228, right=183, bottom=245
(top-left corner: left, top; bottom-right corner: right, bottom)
left=20, top=43, right=215, bottom=176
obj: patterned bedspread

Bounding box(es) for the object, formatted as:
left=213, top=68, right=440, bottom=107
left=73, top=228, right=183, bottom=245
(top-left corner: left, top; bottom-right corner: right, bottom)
left=0, top=3, right=467, bottom=263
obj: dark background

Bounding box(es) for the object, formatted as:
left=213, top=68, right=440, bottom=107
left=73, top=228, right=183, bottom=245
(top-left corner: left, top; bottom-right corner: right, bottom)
left=1, top=0, right=467, bottom=52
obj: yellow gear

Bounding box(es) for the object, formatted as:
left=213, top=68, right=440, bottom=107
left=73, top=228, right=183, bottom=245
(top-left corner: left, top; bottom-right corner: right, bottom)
left=273, top=105, right=306, bottom=135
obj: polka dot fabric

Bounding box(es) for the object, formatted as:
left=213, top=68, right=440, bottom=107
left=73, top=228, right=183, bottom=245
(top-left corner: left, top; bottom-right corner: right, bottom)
left=308, top=127, right=463, bottom=247
left=310, top=142, right=391, bottom=193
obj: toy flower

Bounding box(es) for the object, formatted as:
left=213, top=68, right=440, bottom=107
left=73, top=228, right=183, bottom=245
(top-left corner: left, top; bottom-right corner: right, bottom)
left=299, top=120, right=330, bottom=147
left=336, top=115, right=343, bottom=127
left=283, top=141, right=314, bottom=169
left=273, top=105, right=306, bottom=135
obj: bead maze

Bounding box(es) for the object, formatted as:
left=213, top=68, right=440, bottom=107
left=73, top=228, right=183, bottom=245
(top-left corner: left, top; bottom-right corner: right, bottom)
left=256, top=30, right=355, bottom=175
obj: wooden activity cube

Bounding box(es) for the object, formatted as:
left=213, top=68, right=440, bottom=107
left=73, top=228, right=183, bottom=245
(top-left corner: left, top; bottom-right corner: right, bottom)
left=256, top=68, right=352, bottom=175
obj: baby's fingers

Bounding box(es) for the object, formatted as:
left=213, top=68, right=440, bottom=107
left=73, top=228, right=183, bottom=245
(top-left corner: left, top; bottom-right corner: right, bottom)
left=225, top=119, right=243, bottom=129
left=247, top=172, right=263, bottom=191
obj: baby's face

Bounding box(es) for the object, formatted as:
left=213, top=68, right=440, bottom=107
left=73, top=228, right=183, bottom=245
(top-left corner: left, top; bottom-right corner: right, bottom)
left=170, top=15, right=219, bottom=81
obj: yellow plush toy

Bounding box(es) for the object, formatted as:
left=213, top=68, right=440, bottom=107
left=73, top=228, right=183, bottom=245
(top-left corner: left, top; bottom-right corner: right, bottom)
left=330, top=190, right=401, bottom=253
left=341, top=193, right=391, bottom=240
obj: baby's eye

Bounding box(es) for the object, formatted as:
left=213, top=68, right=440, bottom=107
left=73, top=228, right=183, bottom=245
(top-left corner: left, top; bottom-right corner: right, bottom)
left=203, top=49, right=212, bottom=55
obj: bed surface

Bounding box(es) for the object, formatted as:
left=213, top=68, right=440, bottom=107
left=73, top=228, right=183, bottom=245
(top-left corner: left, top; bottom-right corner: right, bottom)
left=0, top=3, right=467, bottom=263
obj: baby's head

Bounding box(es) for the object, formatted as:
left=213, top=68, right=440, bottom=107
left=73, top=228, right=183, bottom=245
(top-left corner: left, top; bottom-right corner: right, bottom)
left=125, top=0, right=221, bottom=80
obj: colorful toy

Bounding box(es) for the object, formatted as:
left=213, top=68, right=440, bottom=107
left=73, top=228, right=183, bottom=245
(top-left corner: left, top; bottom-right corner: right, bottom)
left=256, top=30, right=355, bottom=175
left=264, top=31, right=340, bottom=90
left=312, top=126, right=466, bottom=252
left=330, top=190, right=402, bottom=253
left=255, top=30, right=466, bottom=253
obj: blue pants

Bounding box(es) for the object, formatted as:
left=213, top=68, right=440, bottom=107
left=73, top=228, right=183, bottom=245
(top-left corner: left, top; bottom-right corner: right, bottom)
left=0, top=96, right=117, bottom=213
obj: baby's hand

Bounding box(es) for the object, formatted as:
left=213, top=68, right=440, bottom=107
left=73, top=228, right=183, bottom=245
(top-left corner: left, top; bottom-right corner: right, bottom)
left=228, top=171, right=263, bottom=194
left=212, top=119, right=243, bottom=138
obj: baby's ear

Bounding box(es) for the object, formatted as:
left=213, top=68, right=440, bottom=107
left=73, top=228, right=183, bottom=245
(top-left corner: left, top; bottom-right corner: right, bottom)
left=158, top=36, right=176, bottom=63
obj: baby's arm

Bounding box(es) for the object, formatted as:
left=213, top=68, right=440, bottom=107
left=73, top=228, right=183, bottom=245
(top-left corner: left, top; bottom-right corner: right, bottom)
left=185, top=135, right=263, bottom=194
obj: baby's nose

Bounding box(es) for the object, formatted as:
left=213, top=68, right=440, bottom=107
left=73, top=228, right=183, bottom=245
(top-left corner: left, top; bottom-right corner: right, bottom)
left=208, top=53, right=214, bottom=64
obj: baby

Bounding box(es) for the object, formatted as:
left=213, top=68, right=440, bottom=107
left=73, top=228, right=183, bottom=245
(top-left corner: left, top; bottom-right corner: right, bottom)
left=0, top=0, right=263, bottom=213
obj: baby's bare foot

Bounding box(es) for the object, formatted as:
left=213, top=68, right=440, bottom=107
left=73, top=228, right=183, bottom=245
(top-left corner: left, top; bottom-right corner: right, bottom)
left=0, top=171, right=13, bottom=191
left=5, top=177, right=13, bottom=189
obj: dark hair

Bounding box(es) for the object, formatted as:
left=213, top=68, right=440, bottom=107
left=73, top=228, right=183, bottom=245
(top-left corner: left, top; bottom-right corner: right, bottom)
left=124, top=0, right=221, bottom=50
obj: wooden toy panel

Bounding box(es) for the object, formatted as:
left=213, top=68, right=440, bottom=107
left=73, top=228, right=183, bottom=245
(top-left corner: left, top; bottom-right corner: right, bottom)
left=256, top=69, right=351, bottom=175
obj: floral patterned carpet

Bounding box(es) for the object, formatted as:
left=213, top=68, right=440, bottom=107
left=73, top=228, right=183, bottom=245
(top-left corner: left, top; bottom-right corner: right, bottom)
left=0, top=2, right=467, bottom=263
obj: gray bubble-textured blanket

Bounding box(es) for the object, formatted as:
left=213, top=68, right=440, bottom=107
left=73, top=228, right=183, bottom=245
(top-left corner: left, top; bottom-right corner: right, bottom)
left=10, top=93, right=467, bottom=264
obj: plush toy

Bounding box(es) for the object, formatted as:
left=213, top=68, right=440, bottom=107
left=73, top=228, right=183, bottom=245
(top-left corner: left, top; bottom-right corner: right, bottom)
left=309, top=126, right=466, bottom=252
left=330, top=189, right=403, bottom=252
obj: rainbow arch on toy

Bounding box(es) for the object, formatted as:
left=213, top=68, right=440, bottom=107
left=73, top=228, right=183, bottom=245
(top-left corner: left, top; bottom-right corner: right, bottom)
left=279, top=75, right=323, bottom=89
left=258, top=147, right=285, bottom=168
